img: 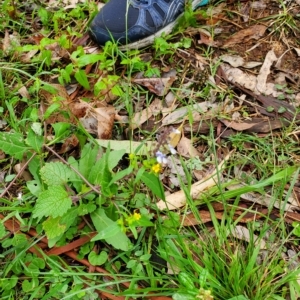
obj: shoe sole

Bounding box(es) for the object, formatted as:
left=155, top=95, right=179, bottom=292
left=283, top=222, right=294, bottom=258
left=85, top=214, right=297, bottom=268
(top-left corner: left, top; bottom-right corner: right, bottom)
left=119, top=0, right=209, bottom=50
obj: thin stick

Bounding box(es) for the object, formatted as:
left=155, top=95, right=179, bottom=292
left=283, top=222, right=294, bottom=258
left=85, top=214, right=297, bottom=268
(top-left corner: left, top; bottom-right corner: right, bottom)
left=0, top=153, right=37, bottom=198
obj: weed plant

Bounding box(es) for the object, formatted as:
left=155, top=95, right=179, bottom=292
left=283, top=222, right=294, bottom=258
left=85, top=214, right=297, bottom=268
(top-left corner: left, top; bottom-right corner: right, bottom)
left=0, top=0, right=300, bottom=299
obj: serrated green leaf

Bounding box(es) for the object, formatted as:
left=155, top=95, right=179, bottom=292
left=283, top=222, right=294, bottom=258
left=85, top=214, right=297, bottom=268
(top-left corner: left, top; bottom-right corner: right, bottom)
left=141, top=172, right=165, bottom=200
left=25, top=129, right=44, bottom=153
left=33, top=186, right=72, bottom=219
left=0, top=132, right=30, bottom=160
left=91, top=208, right=131, bottom=251
left=88, top=251, right=108, bottom=266
left=75, top=69, right=90, bottom=90
left=40, top=162, right=73, bottom=185
left=43, top=217, right=66, bottom=239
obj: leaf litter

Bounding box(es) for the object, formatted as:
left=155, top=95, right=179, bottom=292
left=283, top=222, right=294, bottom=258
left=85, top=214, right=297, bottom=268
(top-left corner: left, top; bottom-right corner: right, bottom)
left=1, top=0, right=300, bottom=298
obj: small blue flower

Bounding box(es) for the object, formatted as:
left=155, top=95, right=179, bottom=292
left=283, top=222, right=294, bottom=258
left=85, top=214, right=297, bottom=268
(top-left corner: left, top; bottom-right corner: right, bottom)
left=156, top=151, right=168, bottom=165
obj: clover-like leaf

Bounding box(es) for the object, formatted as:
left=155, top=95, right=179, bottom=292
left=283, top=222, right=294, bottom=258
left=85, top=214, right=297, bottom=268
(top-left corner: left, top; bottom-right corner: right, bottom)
left=40, top=162, right=73, bottom=186
left=33, top=186, right=72, bottom=219
left=88, top=251, right=108, bottom=266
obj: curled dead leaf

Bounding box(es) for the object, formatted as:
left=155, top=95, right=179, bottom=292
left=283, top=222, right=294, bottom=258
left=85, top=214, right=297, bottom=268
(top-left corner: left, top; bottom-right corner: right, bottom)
left=223, top=25, right=267, bottom=48
left=133, top=76, right=176, bottom=96
left=177, top=136, right=200, bottom=158
left=94, top=106, right=115, bottom=139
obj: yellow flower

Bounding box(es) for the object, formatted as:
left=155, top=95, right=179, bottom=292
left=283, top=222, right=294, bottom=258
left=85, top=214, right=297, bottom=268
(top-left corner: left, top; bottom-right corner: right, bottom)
left=133, top=212, right=141, bottom=221
left=127, top=212, right=141, bottom=225
left=152, top=163, right=162, bottom=174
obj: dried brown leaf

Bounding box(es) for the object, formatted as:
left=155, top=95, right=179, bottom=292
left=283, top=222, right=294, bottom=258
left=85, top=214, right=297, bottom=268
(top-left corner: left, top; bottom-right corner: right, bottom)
left=223, top=25, right=267, bottom=48
left=133, top=76, right=176, bottom=96
left=156, top=153, right=231, bottom=210
left=130, top=98, right=162, bottom=130
left=177, top=136, right=200, bottom=158
left=220, top=118, right=289, bottom=133
left=93, top=106, right=115, bottom=139
left=256, top=49, right=277, bottom=94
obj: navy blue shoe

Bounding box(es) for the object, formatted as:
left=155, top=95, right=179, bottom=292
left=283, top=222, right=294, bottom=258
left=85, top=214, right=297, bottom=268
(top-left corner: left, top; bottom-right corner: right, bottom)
left=89, top=0, right=209, bottom=49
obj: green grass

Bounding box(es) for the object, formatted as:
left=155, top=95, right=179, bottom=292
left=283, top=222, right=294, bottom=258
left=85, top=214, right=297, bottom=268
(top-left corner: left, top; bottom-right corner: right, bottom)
left=1, top=0, right=300, bottom=299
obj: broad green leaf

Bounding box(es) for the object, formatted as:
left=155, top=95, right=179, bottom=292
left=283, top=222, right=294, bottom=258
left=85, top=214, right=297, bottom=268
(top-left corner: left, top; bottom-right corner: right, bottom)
left=28, top=155, right=42, bottom=182
left=40, top=162, right=73, bottom=186
left=31, top=122, right=43, bottom=136
left=89, top=150, right=113, bottom=196
left=25, top=129, right=44, bottom=153
left=52, top=122, right=71, bottom=140
left=126, top=260, right=136, bottom=268
left=67, top=156, right=82, bottom=192
left=91, top=208, right=131, bottom=251
left=140, top=253, right=152, bottom=261
left=109, top=166, right=133, bottom=186
left=33, top=185, right=72, bottom=219
left=75, top=69, right=90, bottom=90
left=108, top=149, right=126, bottom=171
left=0, top=132, right=30, bottom=160
left=43, top=102, right=61, bottom=120
left=91, top=223, right=120, bottom=241
left=79, top=143, right=99, bottom=178
left=88, top=251, right=108, bottom=266
left=0, top=222, right=7, bottom=239
left=77, top=54, right=103, bottom=67
left=27, top=180, right=42, bottom=197
left=141, top=172, right=165, bottom=200
left=134, top=215, right=154, bottom=227
left=43, top=217, right=66, bottom=239
left=172, top=293, right=196, bottom=300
